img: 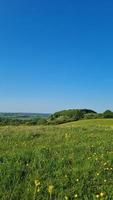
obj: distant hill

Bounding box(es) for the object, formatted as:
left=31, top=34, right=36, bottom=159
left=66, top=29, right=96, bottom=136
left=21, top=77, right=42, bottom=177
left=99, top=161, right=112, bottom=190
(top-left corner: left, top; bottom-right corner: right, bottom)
left=0, top=112, right=50, bottom=119
left=0, top=113, right=51, bottom=125
left=0, top=109, right=113, bottom=126
left=48, top=109, right=96, bottom=124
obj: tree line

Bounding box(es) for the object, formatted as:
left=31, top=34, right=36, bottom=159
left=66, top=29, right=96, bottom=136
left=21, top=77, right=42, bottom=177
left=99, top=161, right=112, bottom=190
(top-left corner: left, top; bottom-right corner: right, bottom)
left=0, top=109, right=113, bottom=125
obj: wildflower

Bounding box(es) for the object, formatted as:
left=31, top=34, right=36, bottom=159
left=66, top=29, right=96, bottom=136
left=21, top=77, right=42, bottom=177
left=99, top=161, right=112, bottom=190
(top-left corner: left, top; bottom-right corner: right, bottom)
left=65, top=196, right=68, bottom=200
left=48, top=185, right=54, bottom=199
left=96, top=173, right=99, bottom=176
left=37, top=187, right=40, bottom=193
left=74, top=194, right=78, bottom=198
left=96, top=194, right=99, bottom=198
left=48, top=185, right=54, bottom=194
left=35, top=180, right=40, bottom=187
left=104, top=179, right=107, bottom=183
left=65, top=133, right=68, bottom=138
left=100, top=192, right=104, bottom=197
left=34, top=180, right=41, bottom=199
left=104, top=162, right=107, bottom=166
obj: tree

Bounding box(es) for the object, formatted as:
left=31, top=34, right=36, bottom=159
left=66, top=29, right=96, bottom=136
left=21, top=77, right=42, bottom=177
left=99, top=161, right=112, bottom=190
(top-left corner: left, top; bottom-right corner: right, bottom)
left=103, top=110, right=113, bottom=118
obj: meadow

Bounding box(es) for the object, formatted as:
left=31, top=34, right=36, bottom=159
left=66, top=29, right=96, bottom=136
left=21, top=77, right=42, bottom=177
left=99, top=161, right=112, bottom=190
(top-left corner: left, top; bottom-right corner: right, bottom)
left=1, top=119, right=113, bottom=199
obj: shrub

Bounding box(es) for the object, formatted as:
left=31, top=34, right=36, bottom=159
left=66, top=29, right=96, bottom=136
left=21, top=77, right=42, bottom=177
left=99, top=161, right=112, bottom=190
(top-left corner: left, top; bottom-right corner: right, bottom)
left=84, top=113, right=98, bottom=119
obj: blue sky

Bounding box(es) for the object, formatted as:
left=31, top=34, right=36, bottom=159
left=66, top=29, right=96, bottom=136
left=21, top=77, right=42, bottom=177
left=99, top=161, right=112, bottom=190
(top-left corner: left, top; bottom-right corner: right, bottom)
left=0, top=0, right=113, bottom=113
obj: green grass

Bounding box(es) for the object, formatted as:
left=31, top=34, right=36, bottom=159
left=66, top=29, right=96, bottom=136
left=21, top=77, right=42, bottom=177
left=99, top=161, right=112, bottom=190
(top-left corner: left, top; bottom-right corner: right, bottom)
left=60, top=118, right=113, bottom=128
left=1, top=119, right=113, bottom=199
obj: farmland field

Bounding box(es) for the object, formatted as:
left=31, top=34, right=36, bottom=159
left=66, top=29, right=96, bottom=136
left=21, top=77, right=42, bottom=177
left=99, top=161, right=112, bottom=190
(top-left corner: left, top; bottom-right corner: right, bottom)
left=1, top=119, right=113, bottom=200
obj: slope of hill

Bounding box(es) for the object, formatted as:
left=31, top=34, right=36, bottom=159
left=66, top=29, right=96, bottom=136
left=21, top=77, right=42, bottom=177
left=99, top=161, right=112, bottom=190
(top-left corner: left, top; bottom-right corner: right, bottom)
left=1, top=119, right=113, bottom=199
left=60, top=118, right=113, bottom=128
left=48, top=109, right=96, bottom=124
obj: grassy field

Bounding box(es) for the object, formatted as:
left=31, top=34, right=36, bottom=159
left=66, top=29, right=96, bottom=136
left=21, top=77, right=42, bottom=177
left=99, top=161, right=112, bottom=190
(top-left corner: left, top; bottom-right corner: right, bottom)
left=1, top=119, right=113, bottom=200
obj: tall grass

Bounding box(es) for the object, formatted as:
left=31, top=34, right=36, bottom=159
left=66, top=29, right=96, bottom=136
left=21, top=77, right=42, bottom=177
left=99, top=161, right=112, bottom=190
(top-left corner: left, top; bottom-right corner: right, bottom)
left=0, top=120, right=113, bottom=199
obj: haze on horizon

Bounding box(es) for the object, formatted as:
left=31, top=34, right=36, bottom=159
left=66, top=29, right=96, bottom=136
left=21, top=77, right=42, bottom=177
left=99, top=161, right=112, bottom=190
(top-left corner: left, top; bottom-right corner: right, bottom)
left=0, top=0, right=113, bottom=113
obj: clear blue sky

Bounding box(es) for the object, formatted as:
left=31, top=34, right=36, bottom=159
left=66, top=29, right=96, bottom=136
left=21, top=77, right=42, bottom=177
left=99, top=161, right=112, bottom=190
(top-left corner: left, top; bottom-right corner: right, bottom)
left=0, top=0, right=113, bottom=113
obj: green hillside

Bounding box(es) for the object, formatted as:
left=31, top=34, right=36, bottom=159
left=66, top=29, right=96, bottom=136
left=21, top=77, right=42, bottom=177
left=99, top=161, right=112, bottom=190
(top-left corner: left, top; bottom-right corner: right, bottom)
left=61, top=118, right=113, bottom=128
left=1, top=119, right=113, bottom=199
left=48, top=109, right=96, bottom=124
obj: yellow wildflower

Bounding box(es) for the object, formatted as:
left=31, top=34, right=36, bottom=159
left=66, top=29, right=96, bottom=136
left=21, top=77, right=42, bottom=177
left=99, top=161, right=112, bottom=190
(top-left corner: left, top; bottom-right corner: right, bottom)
left=35, top=180, right=40, bottom=187
left=48, top=185, right=54, bottom=194
left=100, top=192, right=104, bottom=197
left=104, top=162, right=107, bottom=166
left=65, top=133, right=68, bottom=138
left=74, top=194, right=78, bottom=198
left=96, top=194, right=99, bottom=198
left=37, top=188, right=40, bottom=193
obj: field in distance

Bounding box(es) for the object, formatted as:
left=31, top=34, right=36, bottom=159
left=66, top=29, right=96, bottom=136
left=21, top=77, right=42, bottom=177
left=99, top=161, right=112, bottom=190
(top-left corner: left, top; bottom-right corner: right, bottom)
left=1, top=119, right=113, bottom=199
